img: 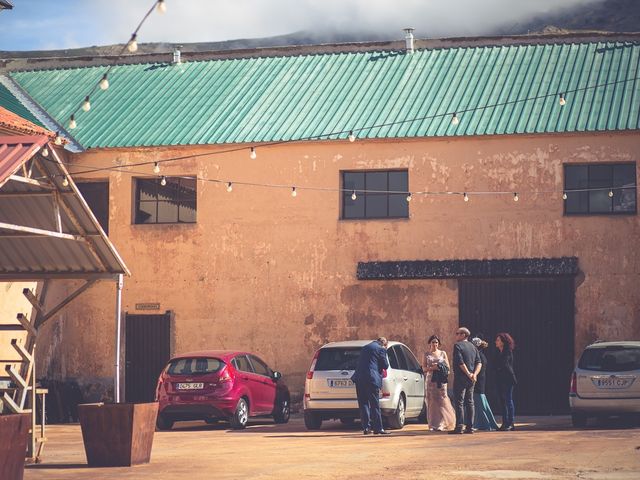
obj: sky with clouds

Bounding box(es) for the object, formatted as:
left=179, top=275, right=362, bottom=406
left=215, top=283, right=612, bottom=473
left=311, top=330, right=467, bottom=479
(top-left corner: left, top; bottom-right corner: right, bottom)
left=0, top=0, right=602, bottom=51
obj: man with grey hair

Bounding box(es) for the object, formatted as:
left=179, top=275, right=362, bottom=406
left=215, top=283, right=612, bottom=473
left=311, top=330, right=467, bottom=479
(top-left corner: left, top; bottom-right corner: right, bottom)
left=449, top=327, right=482, bottom=434
left=351, top=337, right=390, bottom=435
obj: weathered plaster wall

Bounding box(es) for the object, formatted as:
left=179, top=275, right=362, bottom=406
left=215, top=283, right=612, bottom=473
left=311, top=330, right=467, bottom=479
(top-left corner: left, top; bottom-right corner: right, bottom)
left=35, top=132, right=639, bottom=399
left=0, top=282, right=37, bottom=364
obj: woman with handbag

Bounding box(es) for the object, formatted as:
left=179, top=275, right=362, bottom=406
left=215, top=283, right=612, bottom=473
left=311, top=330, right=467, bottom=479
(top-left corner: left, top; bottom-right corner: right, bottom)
left=471, top=337, right=499, bottom=431
left=495, top=332, right=517, bottom=431
left=422, top=335, right=456, bottom=431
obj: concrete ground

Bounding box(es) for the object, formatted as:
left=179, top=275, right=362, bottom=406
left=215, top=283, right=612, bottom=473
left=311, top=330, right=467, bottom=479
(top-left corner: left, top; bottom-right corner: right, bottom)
left=24, top=415, right=640, bottom=480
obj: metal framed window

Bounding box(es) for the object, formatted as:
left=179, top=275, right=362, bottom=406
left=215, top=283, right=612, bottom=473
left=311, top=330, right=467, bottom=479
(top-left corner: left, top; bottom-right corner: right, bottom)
left=134, top=176, right=197, bottom=224
left=564, top=163, right=636, bottom=215
left=341, top=170, right=409, bottom=219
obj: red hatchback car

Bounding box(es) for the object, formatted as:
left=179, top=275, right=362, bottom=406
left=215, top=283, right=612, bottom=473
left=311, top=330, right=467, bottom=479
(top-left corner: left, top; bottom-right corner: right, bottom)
left=155, top=350, right=290, bottom=430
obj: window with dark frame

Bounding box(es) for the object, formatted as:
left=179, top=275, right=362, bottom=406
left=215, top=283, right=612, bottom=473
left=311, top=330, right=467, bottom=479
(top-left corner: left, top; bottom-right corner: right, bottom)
left=76, top=181, right=109, bottom=234
left=134, top=176, right=197, bottom=224
left=564, top=163, right=636, bottom=215
left=342, top=170, right=409, bottom=219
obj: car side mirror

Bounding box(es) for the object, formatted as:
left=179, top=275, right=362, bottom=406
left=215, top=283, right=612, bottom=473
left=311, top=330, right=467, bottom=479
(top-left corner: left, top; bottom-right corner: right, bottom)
left=272, top=371, right=282, bottom=381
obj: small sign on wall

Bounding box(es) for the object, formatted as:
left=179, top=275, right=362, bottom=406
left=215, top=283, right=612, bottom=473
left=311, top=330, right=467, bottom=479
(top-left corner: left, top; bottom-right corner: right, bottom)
left=135, top=303, right=161, bottom=311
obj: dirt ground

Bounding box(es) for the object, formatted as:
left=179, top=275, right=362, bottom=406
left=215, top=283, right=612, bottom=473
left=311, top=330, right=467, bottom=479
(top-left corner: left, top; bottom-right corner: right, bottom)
left=23, top=415, right=640, bottom=480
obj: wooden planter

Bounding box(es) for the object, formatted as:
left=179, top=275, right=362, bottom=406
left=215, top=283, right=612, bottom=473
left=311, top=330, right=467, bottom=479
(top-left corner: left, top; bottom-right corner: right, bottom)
left=0, top=413, right=30, bottom=480
left=78, top=402, right=158, bottom=467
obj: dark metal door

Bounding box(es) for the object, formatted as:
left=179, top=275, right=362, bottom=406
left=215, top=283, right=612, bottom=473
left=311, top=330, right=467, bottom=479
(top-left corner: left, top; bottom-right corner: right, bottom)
left=125, top=312, right=171, bottom=403
left=459, top=278, right=574, bottom=415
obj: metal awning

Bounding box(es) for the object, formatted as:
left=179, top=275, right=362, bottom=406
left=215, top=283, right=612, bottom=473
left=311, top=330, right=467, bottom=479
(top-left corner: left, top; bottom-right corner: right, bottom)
left=0, top=135, right=129, bottom=280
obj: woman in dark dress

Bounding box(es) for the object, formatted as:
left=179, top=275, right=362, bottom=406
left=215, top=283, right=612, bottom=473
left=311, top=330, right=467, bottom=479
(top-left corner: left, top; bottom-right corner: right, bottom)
left=471, top=337, right=498, bottom=430
left=495, top=332, right=517, bottom=431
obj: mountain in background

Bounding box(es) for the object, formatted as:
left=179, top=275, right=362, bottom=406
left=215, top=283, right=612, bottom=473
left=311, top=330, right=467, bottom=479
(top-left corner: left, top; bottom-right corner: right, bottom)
left=1, top=0, right=638, bottom=58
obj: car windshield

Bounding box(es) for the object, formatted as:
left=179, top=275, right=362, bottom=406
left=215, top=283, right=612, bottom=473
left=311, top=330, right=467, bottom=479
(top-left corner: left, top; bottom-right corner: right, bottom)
left=578, top=346, right=640, bottom=372
left=315, top=348, right=361, bottom=371
left=167, top=357, right=224, bottom=375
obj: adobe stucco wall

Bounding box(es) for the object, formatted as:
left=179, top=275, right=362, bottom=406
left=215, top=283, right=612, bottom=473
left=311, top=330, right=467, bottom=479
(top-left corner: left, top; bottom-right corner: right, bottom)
left=35, top=131, right=639, bottom=400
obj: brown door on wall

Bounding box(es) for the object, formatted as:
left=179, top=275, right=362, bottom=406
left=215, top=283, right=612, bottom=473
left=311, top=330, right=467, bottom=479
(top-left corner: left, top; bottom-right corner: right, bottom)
left=125, top=312, right=171, bottom=403
left=459, top=278, right=574, bottom=415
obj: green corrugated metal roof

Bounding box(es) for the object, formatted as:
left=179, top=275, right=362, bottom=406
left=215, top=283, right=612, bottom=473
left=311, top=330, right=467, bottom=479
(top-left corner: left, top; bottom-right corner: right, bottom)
left=9, top=41, right=640, bottom=149
left=0, top=82, right=43, bottom=127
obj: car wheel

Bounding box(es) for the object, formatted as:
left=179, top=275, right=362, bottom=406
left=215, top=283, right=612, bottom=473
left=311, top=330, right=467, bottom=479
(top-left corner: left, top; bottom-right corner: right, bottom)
left=230, top=398, right=249, bottom=429
left=340, top=417, right=355, bottom=425
left=273, top=395, right=290, bottom=424
left=156, top=414, right=174, bottom=431
left=387, top=394, right=406, bottom=430
left=304, top=410, right=323, bottom=430
left=571, top=413, right=588, bottom=428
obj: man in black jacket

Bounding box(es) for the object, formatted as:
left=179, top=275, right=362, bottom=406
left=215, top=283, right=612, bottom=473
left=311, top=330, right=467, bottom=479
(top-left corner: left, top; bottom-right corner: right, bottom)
left=449, top=327, right=482, bottom=434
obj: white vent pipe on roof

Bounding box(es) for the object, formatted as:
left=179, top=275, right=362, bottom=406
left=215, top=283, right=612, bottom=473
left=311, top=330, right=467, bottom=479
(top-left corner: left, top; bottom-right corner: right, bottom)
left=173, top=45, right=182, bottom=64
left=404, top=27, right=415, bottom=54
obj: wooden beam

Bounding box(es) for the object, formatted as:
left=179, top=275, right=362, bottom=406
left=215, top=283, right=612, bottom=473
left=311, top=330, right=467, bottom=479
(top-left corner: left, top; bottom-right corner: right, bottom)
left=11, top=340, right=33, bottom=365
left=0, top=221, right=84, bottom=242
left=21, top=289, right=46, bottom=319
left=6, top=175, right=54, bottom=190
left=52, top=191, right=63, bottom=233
left=16, top=313, right=37, bottom=337
left=35, top=279, right=98, bottom=329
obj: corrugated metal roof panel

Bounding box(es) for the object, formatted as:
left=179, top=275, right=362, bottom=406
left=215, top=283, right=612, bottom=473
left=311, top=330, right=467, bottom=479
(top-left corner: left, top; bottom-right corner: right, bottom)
left=0, top=82, right=43, bottom=127
left=9, top=41, right=640, bottom=149
left=0, top=135, right=128, bottom=279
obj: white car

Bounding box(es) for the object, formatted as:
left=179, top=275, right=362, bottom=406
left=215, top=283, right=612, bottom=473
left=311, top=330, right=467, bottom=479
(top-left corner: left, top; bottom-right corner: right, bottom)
left=303, top=340, right=425, bottom=430
left=570, top=341, right=640, bottom=427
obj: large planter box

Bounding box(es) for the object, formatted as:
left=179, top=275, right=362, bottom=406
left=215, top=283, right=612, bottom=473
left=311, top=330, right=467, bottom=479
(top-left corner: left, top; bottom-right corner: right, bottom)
left=0, top=413, right=30, bottom=480
left=78, top=402, right=158, bottom=467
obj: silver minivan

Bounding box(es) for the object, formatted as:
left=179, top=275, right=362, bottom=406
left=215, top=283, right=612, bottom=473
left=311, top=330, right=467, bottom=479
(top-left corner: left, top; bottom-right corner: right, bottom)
left=570, top=341, right=640, bottom=427
left=303, top=340, right=425, bottom=430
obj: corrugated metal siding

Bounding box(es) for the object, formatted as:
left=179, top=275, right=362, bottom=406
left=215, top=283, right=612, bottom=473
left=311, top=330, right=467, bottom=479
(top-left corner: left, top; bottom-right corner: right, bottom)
left=9, top=42, right=640, bottom=149
left=0, top=82, right=43, bottom=127
left=0, top=135, right=128, bottom=278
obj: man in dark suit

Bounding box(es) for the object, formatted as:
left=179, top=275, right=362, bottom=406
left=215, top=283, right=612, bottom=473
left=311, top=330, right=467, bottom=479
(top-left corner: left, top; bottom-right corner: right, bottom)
left=351, top=337, right=390, bottom=435
left=449, top=327, right=482, bottom=434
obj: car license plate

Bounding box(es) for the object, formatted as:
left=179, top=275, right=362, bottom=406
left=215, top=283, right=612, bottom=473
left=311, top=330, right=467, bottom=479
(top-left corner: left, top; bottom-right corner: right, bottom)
left=328, top=379, right=353, bottom=388
left=176, top=382, right=204, bottom=390
left=591, top=376, right=635, bottom=389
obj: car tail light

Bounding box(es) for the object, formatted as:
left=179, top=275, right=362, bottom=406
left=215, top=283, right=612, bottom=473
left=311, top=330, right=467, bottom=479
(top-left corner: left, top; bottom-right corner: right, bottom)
left=218, top=367, right=232, bottom=383
left=381, top=391, right=390, bottom=397
left=569, top=371, right=577, bottom=395
left=382, top=369, right=387, bottom=378
left=306, top=350, right=320, bottom=380
left=155, top=377, right=164, bottom=401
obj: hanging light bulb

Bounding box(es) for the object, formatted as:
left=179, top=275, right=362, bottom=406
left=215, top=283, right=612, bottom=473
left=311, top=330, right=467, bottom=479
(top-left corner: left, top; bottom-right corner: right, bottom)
left=226, top=182, right=233, bottom=192
left=562, top=192, right=568, bottom=200
left=41, top=147, right=49, bottom=157
left=451, top=113, right=459, bottom=125
left=160, top=176, right=167, bottom=186
left=513, top=192, right=519, bottom=202
left=559, top=93, right=566, bottom=106
left=608, top=189, right=614, bottom=198
left=156, top=0, right=167, bottom=14
left=463, top=192, right=469, bottom=202
left=351, top=190, right=357, bottom=201
left=406, top=193, right=412, bottom=202
left=69, top=114, right=77, bottom=129
left=62, top=176, right=69, bottom=187
left=153, top=162, right=161, bottom=174
left=99, top=73, right=110, bottom=90
left=82, top=96, right=91, bottom=112
left=127, top=34, right=138, bottom=53
left=348, top=131, right=356, bottom=142
left=249, top=147, right=257, bottom=159
left=54, top=132, right=63, bottom=145
left=291, top=187, right=297, bottom=197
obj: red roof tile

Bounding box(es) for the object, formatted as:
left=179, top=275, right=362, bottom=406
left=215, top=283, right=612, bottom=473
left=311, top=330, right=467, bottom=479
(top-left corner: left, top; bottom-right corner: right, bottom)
left=0, top=106, right=55, bottom=138
left=0, top=135, right=49, bottom=188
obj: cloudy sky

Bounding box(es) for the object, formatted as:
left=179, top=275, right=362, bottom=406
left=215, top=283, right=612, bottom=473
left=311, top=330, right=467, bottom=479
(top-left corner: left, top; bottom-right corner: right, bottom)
left=1, top=0, right=602, bottom=51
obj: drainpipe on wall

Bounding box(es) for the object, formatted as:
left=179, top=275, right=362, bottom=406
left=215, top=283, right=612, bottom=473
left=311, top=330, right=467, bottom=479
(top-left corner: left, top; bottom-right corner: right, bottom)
left=404, top=27, right=415, bottom=54
left=114, top=274, right=123, bottom=403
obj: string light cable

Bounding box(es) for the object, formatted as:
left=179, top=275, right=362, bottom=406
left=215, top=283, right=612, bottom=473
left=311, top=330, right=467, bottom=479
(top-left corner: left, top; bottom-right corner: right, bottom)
left=58, top=74, right=639, bottom=178
left=64, top=1, right=167, bottom=131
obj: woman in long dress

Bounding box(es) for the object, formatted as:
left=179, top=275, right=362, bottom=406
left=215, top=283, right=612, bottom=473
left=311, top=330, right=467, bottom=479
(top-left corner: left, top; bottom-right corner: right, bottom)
left=422, top=335, right=456, bottom=431
left=471, top=337, right=499, bottom=430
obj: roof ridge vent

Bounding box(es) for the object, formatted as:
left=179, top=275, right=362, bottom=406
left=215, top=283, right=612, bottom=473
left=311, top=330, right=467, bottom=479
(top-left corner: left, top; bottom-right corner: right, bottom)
left=403, top=27, right=415, bottom=54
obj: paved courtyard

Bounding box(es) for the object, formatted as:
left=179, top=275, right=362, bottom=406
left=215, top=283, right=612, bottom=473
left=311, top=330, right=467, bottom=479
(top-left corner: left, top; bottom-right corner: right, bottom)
left=24, top=415, right=640, bottom=480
